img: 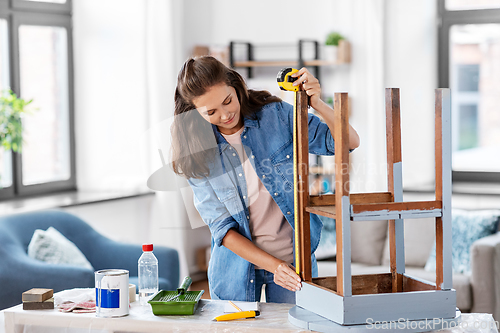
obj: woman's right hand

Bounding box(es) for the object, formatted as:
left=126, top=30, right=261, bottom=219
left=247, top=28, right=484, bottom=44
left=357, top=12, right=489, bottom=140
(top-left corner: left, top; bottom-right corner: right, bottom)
left=273, top=261, right=302, bottom=292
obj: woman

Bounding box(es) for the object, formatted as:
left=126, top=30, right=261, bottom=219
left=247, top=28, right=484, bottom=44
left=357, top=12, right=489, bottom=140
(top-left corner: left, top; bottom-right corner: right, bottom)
left=171, top=56, right=359, bottom=303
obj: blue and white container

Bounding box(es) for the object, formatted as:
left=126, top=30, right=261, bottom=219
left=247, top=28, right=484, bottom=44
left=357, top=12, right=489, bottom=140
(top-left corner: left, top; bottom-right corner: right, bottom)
left=95, top=269, right=129, bottom=317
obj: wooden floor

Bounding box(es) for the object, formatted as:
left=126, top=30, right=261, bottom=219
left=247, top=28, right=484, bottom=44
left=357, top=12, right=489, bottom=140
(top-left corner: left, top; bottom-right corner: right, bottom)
left=190, top=279, right=211, bottom=299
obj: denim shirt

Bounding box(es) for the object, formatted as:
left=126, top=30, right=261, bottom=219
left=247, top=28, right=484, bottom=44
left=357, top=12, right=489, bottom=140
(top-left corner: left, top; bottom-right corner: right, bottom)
left=187, top=101, right=336, bottom=301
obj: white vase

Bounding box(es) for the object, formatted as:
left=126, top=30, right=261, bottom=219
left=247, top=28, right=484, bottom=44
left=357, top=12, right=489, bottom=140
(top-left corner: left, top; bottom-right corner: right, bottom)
left=322, top=45, right=338, bottom=62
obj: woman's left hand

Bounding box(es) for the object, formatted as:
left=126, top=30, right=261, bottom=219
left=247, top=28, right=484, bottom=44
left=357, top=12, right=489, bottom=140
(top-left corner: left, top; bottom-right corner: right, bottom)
left=292, top=68, right=323, bottom=111
left=273, top=261, right=302, bottom=292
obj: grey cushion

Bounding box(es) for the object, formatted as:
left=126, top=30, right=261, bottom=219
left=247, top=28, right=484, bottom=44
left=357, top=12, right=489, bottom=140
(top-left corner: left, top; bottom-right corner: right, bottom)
left=350, top=220, right=388, bottom=265
left=28, top=227, right=94, bottom=270
left=425, top=209, right=500, bottom=274
left=381, top=217, right=436, bottom=268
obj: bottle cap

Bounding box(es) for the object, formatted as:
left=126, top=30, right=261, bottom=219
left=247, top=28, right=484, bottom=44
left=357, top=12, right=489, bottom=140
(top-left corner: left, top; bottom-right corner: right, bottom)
left=142, top=244, right=153, bottom=252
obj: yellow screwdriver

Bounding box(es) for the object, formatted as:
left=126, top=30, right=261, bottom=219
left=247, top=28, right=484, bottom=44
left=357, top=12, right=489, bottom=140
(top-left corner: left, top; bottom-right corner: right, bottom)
left=213, top=310, right=260, bottom=322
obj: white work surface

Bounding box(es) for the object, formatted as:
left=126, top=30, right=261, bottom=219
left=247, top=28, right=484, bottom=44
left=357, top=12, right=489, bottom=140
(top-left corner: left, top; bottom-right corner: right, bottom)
left=2, top=300, right=499, bottom=333
left=2, top=299, right=302, bottom=333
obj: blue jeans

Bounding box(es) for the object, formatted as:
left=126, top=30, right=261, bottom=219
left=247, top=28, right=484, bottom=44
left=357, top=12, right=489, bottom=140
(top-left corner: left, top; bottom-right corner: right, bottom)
left=254, top=269, right=295, bottom=304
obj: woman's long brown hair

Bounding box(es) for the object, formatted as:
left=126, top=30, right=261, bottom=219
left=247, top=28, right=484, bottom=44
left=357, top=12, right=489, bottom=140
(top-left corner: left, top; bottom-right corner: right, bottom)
left=171, top=56, right=281, bottom=179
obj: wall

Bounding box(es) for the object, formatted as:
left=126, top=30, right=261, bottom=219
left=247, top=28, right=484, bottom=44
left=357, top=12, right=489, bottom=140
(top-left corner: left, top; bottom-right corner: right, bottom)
left=62, top=196, right=155, bottom=244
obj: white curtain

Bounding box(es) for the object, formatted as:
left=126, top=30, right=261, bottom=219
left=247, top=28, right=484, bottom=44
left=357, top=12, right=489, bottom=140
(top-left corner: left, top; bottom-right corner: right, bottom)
left=73, top=0, right=151, bottom=192
left=342, top=0, right=388, bottom=193
left=332, top=0, right=436, bottom=193
left=144, top=0, right=211, bottom=281
left=73, top=0, right=209, bottom=280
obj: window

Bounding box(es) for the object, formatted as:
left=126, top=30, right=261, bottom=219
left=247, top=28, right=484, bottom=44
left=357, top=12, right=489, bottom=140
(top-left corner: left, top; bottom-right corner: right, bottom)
left=446, top=0, right=500, bottom=11
left=0, top=18, right=12, bottom=191
left=24, top=0, right=66, bottom=3
left=438, top=1, right=500, bottom=182
left=19, top=25, right=71, bottom=186
left=0, top=0, right=75, bottom=199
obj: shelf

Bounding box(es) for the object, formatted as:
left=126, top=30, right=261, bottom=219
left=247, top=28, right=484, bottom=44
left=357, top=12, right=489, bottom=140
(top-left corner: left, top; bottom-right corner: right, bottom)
left=305, top=199, right=443, bottom=221
left=233, top=60, right=340, bottom=68
left=351, top=200, right=442, bottom=216
left=304, top=60, right=340, bottom=66
left=230, top=40, right=351, bottom=81
left=233, top=60, right=297, bottom=68
left=309, top=193, right=393, bottom=206
left=306, top=205, right=337, bottom=219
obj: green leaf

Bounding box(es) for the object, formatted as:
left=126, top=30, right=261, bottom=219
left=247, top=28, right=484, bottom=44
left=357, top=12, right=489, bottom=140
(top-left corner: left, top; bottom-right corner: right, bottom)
left=0, top=90, right=36, bottom=152
left=325, top=32, right=345, bottom=46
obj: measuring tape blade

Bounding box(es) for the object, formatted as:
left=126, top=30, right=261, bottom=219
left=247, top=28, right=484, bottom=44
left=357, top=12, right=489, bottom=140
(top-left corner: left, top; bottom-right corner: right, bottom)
left=293, top=90, right=300, bottom=276
left=277, top=67, right=301, bottom=277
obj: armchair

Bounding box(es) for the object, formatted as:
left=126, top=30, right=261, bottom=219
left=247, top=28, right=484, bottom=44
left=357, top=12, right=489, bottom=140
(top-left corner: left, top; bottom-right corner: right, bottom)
left=0, top=210, right=179, bottom=310
left=470, top=231, right=500, bottom=319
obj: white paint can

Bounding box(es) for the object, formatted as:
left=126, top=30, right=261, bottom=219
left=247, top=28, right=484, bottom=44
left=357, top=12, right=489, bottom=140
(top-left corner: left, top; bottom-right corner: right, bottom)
left=95, top=269, right=129, bottom=317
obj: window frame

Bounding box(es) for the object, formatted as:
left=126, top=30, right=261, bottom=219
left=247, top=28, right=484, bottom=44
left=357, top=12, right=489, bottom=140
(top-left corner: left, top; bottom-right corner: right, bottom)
left=438, top=0, right=500, bottom=182
left=0, top=11, right=15, bottom=200
left=0, top=0, right=76, bottom=199
left=11, top=0, right=71, bottom=15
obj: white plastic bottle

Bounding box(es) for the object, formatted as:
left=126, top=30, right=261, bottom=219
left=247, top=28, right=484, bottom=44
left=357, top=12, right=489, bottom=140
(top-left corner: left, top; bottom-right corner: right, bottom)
left=138, top=243, right=158, bottom=305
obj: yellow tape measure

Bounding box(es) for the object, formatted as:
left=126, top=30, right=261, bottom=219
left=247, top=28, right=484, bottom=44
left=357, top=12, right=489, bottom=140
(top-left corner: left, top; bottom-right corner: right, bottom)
left=277, top=68, right=299, bottom=92
left=277, top=67, right=300, bottom=275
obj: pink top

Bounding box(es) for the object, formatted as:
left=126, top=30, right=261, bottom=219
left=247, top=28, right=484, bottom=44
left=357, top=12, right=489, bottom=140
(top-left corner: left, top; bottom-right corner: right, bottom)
left=222, top=127, right=294, bottom=267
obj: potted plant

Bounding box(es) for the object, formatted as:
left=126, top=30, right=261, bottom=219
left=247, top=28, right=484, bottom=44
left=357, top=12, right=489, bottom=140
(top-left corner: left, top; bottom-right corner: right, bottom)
left=0, top=90, right=33, bottom=188
left=323, top=32, right=345, bottom=62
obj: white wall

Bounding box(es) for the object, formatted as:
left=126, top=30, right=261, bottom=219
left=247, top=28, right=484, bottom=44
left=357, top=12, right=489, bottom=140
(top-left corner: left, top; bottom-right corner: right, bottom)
left=181, top=0, right=336, bottom=53
left=62, top=196, right=155, bottom=245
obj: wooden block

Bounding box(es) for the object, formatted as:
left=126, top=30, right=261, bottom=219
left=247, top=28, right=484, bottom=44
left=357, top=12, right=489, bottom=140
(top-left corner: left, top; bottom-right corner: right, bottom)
left=23, top=297, right=54, bottom=310
left=22, top=288, right=53, bottom=302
